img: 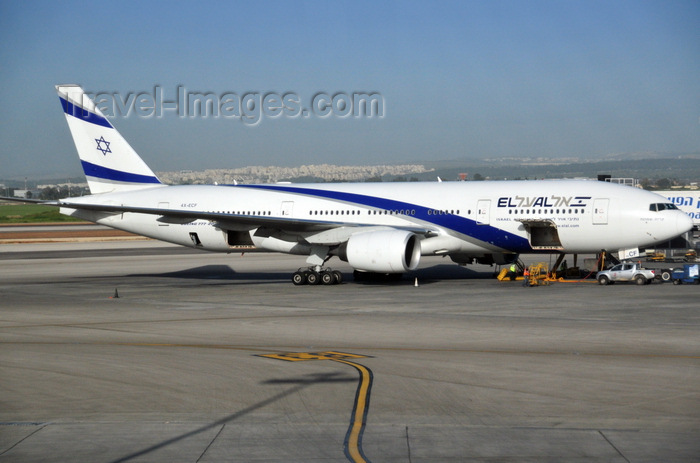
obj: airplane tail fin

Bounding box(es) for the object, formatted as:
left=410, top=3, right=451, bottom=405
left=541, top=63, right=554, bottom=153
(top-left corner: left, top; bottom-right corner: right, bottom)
left=56, top=84, right=162, bottom=194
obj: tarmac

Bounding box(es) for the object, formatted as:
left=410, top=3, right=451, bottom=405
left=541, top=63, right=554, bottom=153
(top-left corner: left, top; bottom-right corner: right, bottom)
left=0, top=240, right=698, bottom=462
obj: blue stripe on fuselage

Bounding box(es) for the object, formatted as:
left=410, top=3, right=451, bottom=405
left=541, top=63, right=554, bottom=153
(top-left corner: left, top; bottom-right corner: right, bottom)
left=239, top=184, right=531, bottom=252
left=81, top=160, right=161, bottom=184
left=59, top=96, right=112, bottom=128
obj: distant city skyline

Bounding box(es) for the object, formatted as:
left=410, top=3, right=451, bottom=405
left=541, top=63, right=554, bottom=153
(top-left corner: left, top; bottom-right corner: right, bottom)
left=5, top=152, right=700, bottom=189
left=1, top=1, right=698, bottom=178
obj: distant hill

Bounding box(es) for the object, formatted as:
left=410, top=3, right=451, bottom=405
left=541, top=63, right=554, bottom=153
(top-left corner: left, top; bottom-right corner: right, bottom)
left=419, top=156, right=700, bottom=183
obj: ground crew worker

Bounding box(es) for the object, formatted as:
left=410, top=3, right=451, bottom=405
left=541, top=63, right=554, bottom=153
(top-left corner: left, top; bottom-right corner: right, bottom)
left=508, top=263, right=517, bottom=280
left=523, top=267, right=530, bottom=287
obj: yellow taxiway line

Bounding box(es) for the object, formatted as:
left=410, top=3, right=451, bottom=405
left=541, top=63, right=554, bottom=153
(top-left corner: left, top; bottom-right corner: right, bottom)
left=259, top=351, right=374, bottom=463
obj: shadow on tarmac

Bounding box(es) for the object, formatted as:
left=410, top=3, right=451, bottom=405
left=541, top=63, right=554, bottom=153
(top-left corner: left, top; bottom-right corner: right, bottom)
left=109, top=372, right=350, bottom=463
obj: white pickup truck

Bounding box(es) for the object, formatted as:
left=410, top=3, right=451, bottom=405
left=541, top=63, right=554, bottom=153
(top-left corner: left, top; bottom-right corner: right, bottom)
left=597, top=263, right=656, bottom=285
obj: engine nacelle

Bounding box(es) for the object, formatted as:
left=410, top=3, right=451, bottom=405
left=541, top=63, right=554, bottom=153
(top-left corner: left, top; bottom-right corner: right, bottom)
left=340, top=230, right=421, bottom=273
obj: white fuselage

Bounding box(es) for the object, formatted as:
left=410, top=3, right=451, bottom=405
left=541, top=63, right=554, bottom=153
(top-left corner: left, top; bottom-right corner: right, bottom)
left=61, top=179, right=693, bottom=260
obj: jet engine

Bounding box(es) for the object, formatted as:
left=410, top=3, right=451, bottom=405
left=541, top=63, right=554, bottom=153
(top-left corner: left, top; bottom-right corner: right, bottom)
left=339, top=230, right=421, bottom=273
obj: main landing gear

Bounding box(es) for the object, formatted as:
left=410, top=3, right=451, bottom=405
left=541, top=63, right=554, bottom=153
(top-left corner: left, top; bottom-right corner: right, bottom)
left=292, top=267, right=344, bottom=285
left=292, top=244, right=344, bottom=285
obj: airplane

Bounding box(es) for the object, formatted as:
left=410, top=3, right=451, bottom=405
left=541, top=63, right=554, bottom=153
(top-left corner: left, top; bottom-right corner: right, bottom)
left=3, top=84, right=693, bottom=285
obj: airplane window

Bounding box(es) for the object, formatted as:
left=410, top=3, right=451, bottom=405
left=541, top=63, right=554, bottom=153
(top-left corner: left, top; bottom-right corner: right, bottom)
left=651, top=203, right=679, bottom=211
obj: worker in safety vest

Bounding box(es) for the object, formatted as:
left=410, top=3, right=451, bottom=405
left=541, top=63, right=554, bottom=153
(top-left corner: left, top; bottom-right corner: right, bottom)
left=523, top=267, right=530, bottom=287
left=507, top=263, right=517, bottom=281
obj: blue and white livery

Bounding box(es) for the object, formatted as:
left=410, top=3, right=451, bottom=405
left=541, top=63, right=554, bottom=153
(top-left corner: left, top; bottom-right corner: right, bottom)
left=16, top=85, right=695, bottom=284
left=57, top=85, right=161, bottom=193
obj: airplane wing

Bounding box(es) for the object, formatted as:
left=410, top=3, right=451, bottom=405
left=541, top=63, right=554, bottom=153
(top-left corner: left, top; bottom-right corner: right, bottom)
left=0, top=196, right=434, bottom=235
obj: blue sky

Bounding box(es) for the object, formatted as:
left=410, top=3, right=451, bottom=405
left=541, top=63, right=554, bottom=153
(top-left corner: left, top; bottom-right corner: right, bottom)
left=1, top=0, right=698, bottom=179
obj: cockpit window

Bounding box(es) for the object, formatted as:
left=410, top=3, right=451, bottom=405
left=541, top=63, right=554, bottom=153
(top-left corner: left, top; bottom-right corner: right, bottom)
left=649, top=203, right=679, bottom=212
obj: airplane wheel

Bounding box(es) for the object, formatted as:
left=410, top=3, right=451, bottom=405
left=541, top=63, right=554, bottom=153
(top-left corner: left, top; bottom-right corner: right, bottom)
left=292, top=271, right=306, bottom=285
left=332, top=270, right=343, bottom=284
left=306, top=271, right=320, bottom=285
left=321, top=271, right=334, bottom=285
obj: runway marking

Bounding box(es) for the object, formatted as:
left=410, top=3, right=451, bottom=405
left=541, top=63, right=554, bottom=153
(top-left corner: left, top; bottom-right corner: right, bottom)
left=259, top=351, right=374, bottom=463
left=259, top=351, right=369, bottom=361
left=2, top=341, right=698, bottom=359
